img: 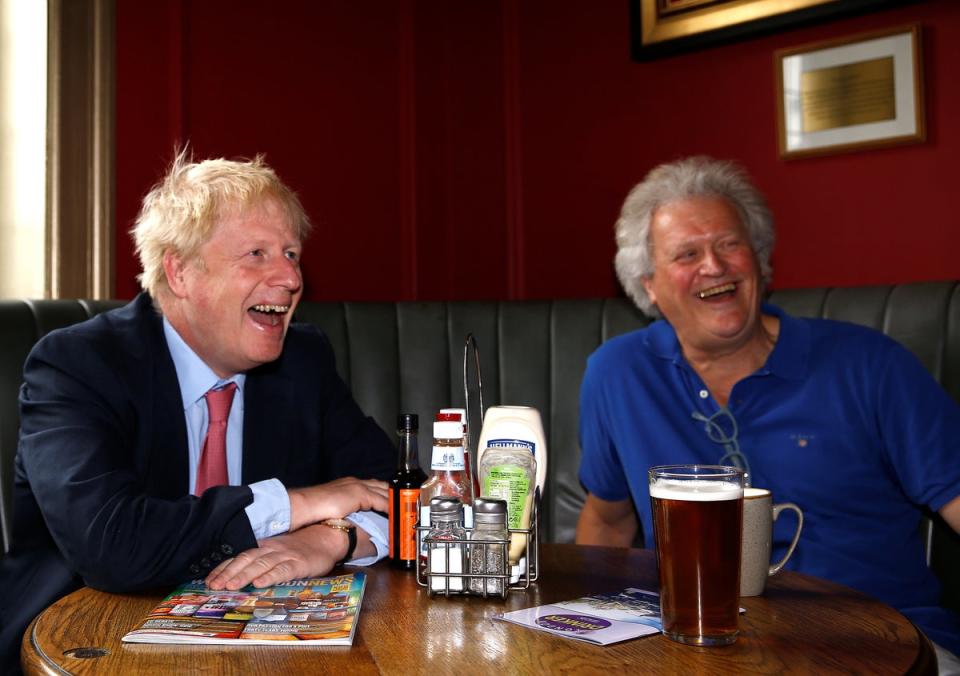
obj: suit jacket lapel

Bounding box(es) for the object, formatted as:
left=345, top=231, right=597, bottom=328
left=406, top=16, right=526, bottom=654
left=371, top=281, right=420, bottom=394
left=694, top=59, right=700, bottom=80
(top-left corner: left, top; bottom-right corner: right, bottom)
left=242, top=366, right=295, bottom=484
left=134, top=294, right=190, bottom=497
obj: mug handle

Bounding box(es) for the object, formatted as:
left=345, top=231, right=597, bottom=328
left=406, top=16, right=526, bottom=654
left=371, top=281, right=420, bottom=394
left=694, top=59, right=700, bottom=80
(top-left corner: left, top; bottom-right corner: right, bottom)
left=769, top=502, right=804, bottom=576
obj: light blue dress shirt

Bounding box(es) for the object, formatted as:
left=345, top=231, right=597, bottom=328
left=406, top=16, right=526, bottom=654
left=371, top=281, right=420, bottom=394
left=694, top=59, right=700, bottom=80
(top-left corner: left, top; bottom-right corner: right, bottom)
left=162, top=319, right=386, bottom=565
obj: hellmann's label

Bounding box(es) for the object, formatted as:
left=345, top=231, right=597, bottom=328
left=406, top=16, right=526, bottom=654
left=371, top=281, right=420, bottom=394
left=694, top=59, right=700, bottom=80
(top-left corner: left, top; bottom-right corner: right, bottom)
left=487, top=438, right=536, bottom=454
left=483, top=465, right=531, bottom=529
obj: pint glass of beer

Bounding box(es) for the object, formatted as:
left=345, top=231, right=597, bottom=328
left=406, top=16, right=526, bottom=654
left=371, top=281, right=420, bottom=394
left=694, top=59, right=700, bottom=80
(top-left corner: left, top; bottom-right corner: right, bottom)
left=649, top=464, right=744, bottom=646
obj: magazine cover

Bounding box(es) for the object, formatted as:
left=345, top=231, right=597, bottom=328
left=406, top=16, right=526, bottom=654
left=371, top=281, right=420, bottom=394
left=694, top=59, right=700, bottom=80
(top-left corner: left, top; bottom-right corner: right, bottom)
left=495, top=587, right=663, bottom=646
left=122, top=572, right=366, bottom=645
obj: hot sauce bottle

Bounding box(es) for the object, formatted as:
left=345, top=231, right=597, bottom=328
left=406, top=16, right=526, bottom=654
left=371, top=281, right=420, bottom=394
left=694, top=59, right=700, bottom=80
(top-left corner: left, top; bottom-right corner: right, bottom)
left=438, top=408, right=480, bottom=503
left=389, top=414, right=427, bottom=570
left=420, top=420, right=472, bottom=506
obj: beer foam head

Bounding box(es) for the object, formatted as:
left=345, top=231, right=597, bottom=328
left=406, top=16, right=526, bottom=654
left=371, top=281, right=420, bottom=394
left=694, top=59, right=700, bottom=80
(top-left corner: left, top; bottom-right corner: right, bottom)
left=649, top=478, right=742, bottom=501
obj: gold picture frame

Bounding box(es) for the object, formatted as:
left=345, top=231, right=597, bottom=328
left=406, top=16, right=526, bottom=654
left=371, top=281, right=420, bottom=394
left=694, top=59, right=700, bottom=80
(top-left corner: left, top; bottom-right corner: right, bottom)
left=775, top=24, right=924, bottom=159
left=630, top=0, right=911, bottom=60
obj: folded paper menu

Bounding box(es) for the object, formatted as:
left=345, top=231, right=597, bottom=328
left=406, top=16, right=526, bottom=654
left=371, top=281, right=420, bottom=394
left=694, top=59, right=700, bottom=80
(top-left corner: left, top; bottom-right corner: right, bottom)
left=495, top=587, right=663, bottom=645
left=122, top=572, right=365, bottom=645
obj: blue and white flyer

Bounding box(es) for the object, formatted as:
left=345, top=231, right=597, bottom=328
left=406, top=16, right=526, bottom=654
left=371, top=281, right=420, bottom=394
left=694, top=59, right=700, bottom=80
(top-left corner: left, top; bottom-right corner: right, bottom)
left=495, top=587, right=663, bottom=645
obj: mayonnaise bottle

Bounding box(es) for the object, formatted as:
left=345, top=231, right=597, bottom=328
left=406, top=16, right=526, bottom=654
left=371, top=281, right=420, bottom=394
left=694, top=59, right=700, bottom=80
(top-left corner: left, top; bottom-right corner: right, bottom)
left=476, top=405, right=547, bottom=498
left=478, top=446, right=536, bottom=565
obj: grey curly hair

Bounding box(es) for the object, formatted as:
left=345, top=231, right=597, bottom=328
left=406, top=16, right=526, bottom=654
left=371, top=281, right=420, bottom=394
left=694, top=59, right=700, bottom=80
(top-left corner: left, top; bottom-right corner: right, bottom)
left=614, top=156, right=774, bottom=317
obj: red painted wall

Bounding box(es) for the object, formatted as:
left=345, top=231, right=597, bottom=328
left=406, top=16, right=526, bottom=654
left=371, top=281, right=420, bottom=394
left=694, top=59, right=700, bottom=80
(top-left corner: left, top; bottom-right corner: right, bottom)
left=115, top=0, right=960, bottom=302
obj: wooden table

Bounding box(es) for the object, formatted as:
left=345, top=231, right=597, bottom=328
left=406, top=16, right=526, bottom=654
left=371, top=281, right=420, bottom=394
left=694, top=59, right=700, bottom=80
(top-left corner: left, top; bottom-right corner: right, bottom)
left=22, top=543, right=935, bottom=675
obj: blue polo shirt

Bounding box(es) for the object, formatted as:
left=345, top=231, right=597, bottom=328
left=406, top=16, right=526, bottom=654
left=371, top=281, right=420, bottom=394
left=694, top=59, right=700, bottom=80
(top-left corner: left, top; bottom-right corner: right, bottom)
left=579, top=304, right=960, bottom=653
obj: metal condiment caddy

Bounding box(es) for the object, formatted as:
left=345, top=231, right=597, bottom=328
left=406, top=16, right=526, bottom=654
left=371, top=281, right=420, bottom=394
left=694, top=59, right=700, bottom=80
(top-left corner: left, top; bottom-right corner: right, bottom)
left=415, top=490, right=540, bottom=598
left=415, top=334, right=540, bottom=599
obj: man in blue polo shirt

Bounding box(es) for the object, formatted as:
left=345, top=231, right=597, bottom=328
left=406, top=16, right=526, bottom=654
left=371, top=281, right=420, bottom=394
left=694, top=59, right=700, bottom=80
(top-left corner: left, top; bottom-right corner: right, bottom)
left=575, top=156, right=960, bottom=667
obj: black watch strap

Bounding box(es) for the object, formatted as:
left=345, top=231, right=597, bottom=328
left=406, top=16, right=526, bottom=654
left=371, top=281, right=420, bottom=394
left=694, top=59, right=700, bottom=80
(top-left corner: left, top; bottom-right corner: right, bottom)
left=323, top=519, right=357, bottom=566
left=338, top=524, right=357, bottom=566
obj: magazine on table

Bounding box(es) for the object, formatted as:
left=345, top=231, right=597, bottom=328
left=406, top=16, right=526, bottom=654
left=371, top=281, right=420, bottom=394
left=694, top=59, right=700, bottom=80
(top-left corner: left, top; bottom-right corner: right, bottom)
left=495, top=587, right=664, bottom=645
left=122, top=572, right=366, bottom=645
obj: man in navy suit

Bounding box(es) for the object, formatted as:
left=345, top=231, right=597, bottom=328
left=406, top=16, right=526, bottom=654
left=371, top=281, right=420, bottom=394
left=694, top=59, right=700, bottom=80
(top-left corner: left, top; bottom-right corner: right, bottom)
left=0, top=152, right=395, bottom=672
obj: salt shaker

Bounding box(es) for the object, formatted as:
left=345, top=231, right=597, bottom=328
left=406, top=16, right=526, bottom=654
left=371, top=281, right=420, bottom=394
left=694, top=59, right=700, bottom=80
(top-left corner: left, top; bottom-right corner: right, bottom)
left=469, top=497, right=508, bottom=597
left=425, top=496, right=466, bottom=594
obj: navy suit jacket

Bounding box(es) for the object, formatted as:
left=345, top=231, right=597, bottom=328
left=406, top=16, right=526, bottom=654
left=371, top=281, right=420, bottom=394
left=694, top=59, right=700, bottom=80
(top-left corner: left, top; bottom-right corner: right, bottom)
left=0, top=293, right=394, bottom=669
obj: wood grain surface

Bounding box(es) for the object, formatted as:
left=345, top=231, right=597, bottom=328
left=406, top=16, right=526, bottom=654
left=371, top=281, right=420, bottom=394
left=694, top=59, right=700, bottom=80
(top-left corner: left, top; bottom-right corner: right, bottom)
left=22, top=544, right=934, bottom=675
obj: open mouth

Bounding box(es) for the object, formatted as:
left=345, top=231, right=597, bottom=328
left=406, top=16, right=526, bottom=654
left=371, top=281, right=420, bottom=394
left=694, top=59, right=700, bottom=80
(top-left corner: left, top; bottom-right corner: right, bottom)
left=698, top=283, right=736, bottom=300
left=248, top=304, right=290, bottom=327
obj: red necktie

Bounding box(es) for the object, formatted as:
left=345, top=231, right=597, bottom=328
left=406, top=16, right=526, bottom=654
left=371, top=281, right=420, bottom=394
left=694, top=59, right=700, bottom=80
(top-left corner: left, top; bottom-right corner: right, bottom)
left=194, top=382, right=237, bottom=495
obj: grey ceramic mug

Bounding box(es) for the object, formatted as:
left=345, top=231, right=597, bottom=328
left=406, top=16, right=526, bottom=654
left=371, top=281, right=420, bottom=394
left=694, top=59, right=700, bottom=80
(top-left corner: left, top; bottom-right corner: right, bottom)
left=740, top=487, right=803, bottom=597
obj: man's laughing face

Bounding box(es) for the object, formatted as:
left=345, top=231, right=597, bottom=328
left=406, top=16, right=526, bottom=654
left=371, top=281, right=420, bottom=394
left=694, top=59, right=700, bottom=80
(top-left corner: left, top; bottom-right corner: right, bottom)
left=167, top=198, right=303, bottom=377
left=642, top=196, right=763, bottom=355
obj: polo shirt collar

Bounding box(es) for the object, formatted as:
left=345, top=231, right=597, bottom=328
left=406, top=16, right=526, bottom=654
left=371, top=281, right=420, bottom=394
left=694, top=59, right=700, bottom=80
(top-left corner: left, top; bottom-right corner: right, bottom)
left=641, top=303, right=809, bottom=382
left=760, top=303, right=808, bottom=382
left=643, top=318, right=683, bottom=362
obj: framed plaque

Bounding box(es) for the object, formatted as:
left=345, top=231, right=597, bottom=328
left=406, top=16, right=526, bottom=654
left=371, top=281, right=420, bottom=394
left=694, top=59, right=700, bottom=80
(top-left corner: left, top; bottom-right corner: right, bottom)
left=775, top=24, right=924, bottom=159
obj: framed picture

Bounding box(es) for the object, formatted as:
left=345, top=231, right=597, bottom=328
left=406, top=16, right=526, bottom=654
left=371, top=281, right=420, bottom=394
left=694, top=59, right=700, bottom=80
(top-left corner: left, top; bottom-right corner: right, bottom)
left=630, top=0, right=911, bottom=60
left=775, top=24, right=924, bottom=159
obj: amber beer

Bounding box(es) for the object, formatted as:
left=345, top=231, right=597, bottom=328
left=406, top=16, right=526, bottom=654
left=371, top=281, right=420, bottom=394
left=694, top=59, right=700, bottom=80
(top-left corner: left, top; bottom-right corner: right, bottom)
left=649, top=465, right=744, bottom=646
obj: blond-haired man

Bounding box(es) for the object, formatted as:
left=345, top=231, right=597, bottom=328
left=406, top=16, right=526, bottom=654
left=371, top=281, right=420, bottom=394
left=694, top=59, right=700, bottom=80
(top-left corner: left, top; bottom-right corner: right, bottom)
left=0, top=153, right=394, bottom=672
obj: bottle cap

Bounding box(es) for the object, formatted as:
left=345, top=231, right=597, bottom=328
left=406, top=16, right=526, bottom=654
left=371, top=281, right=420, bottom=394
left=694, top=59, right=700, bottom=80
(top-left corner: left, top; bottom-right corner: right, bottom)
left=473, top=497, right=508, bottom=524
left=429, top=496, right=463, bottom=522
left=397, top=413, right=418, bottom=431
left=440, top=408, right=468, bottom=430
left=433, top=420, right=463, bottom=440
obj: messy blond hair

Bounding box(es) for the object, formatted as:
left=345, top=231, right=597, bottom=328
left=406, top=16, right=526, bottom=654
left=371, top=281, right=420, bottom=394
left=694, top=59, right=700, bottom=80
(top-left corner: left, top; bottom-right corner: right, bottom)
left=132, top=149, right=311, bottom=298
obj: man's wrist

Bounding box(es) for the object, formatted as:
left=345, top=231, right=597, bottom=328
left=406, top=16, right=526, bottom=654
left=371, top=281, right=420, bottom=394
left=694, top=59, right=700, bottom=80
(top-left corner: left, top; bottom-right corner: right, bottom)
left=343, top=512, right=388, bottom=564
left=287, top=489, right=309, bottom=531
left=321, top=518, right=357, bottom=565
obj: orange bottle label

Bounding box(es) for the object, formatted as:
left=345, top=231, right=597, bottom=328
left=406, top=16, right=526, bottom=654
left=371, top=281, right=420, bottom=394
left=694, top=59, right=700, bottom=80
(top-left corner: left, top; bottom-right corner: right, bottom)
left=398, top=488, right=420, bottom=561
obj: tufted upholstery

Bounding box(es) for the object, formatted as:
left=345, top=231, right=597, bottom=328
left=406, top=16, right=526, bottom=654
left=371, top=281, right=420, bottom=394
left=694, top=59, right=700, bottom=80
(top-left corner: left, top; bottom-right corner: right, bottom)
left=1, top=282, right=958, bottom=610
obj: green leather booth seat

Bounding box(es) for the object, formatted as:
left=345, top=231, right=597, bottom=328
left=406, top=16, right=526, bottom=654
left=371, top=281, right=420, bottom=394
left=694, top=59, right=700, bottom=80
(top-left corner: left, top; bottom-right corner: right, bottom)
left=1, top=282, right=959, bottom=611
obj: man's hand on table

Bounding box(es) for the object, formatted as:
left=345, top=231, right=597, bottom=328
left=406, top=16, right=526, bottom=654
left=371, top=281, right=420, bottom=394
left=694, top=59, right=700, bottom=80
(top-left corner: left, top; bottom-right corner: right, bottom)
left=287, top=477, right=389, bottom=531
left=204, top=476, right=387, bottom=590
left=205, top=523, right=375, bottom=590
